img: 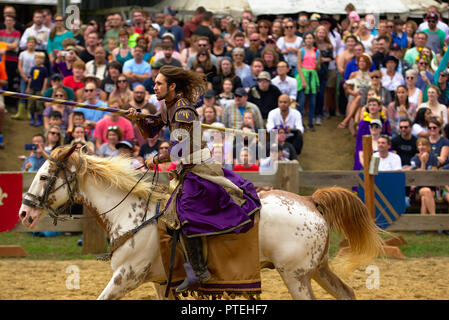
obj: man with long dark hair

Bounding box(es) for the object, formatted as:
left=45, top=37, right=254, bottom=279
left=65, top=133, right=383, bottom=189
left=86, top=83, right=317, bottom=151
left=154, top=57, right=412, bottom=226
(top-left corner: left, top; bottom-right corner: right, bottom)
left=127, top=65, right=261, bottom=293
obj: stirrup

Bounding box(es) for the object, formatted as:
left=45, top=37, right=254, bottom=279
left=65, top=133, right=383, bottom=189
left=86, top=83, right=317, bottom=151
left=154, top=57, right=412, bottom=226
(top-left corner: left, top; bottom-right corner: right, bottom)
left=176, top=262, right=200, bottom=292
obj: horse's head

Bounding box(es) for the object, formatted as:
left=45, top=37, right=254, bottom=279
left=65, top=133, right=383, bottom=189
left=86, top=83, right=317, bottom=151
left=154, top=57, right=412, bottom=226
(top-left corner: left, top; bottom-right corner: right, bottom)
left=19, top=145, right=80, bottom=229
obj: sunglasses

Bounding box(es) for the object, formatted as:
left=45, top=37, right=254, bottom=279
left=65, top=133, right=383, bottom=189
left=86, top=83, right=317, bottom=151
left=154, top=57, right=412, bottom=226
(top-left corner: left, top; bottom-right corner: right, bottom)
left=250, top=39, right=260, bottom=42
left=108, top=126, right=118, bottom=130
left=55, top=19, right=64, bottom=22
left=386, top=25, right=394, bottom=29
left=117, top=79, right=127, bottom=83
left=371, top=76, right=380, bottom=79
left=84, top=89, right=95, bottom=92
left=55, top=94, right=64, bottom=98
left=429, top=126, right=439, bottom=130
left=406, top=76, right=415, bottom=80
left=419, top=62, right=428, bottom=65
left=159, top=147, right=169, bottom=150
left=259, top=25, right=269, bottom=29
left=198, top=44, right=208, bottom=47
left=285, top=26, right=294, bottom=29
left=369, top=124, right=381, bottom=129
left=399, top=126, right=410, bottom=129
left=49, top=131, right=60, bottom=135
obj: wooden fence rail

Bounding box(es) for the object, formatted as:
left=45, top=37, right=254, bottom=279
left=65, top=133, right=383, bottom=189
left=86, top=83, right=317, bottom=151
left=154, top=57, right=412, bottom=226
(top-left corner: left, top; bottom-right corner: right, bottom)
left=4, top=160, right=449, bottom=253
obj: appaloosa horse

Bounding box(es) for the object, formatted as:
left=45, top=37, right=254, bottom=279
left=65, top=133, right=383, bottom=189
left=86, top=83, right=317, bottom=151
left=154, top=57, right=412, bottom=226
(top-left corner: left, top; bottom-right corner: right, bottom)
left=18, top=145, right=384, bottom=300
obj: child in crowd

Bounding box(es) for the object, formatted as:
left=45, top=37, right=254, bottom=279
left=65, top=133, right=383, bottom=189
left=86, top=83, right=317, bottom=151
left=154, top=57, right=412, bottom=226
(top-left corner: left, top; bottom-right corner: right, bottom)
left=14, top=36, right=36, bottom=120
left=26, top=51, right=48, bottom=127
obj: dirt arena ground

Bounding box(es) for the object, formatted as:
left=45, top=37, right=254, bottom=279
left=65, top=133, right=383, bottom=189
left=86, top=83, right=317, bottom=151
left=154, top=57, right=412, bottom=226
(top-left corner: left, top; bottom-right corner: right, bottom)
left=1, top=257, right=448, bottom=300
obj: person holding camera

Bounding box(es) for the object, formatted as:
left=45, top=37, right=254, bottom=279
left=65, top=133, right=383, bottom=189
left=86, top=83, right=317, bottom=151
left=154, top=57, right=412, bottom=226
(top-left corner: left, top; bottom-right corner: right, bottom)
left=52, top=45, right=79, bottom=77
left=21, top=133, right=47, bottom=172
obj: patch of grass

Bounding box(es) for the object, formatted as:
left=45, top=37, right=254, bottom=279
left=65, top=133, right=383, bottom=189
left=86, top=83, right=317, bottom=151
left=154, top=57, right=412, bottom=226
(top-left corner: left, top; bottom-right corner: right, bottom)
left=0, top=232, right=97, bottom=260
left=2, top=229, right=449, bottom=261
left=394, top=232, right=449, bottom=258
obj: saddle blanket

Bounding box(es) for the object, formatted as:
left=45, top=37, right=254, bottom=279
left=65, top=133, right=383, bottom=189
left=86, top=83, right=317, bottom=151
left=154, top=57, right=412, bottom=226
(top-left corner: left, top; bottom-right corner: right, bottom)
left=158, top=213, right=261, bottom=298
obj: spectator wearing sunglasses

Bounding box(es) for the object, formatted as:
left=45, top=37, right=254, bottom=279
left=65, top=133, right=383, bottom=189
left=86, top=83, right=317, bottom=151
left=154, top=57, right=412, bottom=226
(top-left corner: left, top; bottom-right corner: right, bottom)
left=73, top=78, right=109, bottom=130
left=44, top=125, right=63, bottom=153
left=43, top=87, right=73, bottom=131
left=43, top=73, right=75, bottom=108
left=392, top=118, right=418, bottom=169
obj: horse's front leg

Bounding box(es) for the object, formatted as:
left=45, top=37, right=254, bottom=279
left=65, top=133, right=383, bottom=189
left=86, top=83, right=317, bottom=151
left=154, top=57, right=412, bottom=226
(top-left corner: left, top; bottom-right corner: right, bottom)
left=97, top=264, right=145, bottom=300
left=153, top=283, right=175, bottom=300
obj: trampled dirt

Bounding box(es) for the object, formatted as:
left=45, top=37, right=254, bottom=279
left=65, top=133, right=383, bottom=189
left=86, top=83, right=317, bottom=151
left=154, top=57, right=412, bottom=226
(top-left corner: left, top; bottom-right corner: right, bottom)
left=1, top=257, right=448, bottom=300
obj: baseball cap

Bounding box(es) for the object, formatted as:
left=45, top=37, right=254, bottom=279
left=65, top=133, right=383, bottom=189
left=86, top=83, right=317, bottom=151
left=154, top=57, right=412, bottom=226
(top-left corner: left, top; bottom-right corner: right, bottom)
left=257, top=71, right=271, bottom=81
left=370, top=119, right=382, bottom=128
left=426, top=12, right=438, bottom=21
left=151, top=60, right=163, bottom=69
left=266, top=35, right=276, bottom=44
left=310, top=13, right=321, bottom=21
left=235, top=87, right=248, bottom=97
left=390, top=42, right=401, bottom=51
left=204, top=89, right=216, bottom=99
left=51, top=73, right=64, bottom=81
left=150, top=23, right=160, bottom=33
left=161, top=32, right=175, bottom=40
left=124, top=19, right=135, bottom=26
left=116, top=140, right=134, bottom=150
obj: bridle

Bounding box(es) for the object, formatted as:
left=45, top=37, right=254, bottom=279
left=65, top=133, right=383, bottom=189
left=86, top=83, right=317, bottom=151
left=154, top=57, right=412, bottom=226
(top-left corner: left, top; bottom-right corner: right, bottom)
left=22, top=151, right=82, bottom=225
left=22, top=147, right=157, bottom=226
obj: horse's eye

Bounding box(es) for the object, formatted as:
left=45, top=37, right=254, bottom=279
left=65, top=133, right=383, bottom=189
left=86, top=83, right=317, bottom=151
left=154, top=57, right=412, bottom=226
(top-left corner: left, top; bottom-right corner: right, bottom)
left=40, top=175, right=48, bottom=181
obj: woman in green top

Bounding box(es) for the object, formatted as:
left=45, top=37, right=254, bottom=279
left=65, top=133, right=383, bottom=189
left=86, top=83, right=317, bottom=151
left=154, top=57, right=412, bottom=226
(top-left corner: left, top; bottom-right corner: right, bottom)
left=112, top=29, right=133, bottom=66
left=296, top=31, right=321, bottom=131
left=47, top=15, right=75, bottom=64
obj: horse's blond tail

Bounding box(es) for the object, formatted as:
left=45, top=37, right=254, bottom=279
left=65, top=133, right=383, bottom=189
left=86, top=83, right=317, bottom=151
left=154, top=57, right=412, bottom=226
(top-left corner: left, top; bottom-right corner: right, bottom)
left=312, top=187, right=385, bottom=272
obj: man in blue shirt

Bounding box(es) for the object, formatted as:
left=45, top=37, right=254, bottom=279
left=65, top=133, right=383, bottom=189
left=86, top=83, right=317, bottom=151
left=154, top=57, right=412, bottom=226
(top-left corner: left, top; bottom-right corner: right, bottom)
left=74, top=79, right=109, bottom=132
left=22, top=134, right=46, bottom=172
left=344, top=41, right=376, bottom=80
left=123, top=45, right=152, bottom=89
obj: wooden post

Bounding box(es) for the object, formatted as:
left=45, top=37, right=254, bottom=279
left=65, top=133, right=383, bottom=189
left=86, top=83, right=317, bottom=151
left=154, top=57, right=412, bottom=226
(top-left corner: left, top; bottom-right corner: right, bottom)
left=274, top=161, right=300, bottom=193
left=338, top=136, right=406, bottom=259
left=362, top=135, right=375, bottom=220
left=82, top=207, right=107, bottom=254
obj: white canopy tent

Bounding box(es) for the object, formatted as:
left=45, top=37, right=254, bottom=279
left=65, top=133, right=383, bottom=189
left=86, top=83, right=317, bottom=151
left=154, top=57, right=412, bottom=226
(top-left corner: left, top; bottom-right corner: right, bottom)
left=0, top=0, right=80, bottom=4
left=153, top=0, right=447, bottom=20
left=247, top=0, right=410, bottom=16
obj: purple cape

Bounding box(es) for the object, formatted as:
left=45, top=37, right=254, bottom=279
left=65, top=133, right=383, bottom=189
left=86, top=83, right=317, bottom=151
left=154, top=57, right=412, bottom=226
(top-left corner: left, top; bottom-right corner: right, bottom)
left=168, top=168, right=261, bottom=237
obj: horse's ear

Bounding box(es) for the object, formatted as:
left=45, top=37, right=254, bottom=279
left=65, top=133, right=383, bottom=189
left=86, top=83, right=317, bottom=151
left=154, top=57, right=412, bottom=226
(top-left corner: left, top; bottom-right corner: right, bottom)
left=61, top=145, right=77, bottom=161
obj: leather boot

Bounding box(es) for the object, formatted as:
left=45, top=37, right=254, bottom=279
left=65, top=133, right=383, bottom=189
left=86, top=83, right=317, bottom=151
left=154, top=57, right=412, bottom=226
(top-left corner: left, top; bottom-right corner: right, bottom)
left=176, top=237, right=211, bottom=292
left=11, top=102, right=26, bottom=120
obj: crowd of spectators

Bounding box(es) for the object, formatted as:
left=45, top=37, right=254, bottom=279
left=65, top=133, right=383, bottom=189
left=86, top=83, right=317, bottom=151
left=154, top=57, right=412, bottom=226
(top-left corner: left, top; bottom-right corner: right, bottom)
left=1, top=4, right=449, bottom=224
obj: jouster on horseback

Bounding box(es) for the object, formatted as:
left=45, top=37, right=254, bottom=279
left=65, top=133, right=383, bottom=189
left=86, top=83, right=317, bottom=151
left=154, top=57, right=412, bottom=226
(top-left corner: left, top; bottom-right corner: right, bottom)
left=18, top=145, right=384, bottom=300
